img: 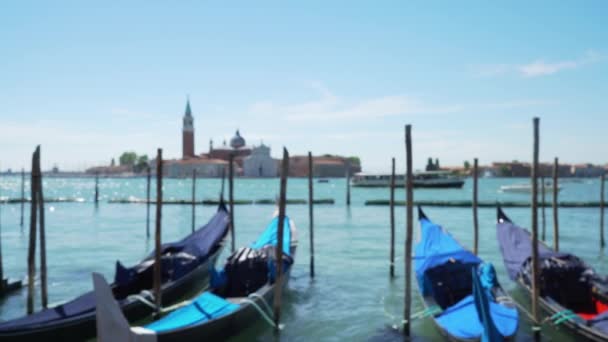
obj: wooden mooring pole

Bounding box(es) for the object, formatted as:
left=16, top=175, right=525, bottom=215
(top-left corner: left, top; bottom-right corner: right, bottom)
left=229, top=153, right=235, bottom=253
left=308, top=152, right=315, bottom=278
left=473, top=158, right=479, bottom=255
left=27, top=147, right=39, bottom=314
left=0, top=169, right=3, bottom=287
left=531, top=117, right=541, bottom=341
left=37, top=147, right=48, bottom=308
left=273, top=147, right=289, bottom=333
left=191, top=169, right=196, bottom=233
left=346, top=160, right=351, bottom=206
left=541, top=177, right=546, bottom=241
left=601, top=173, right=605, bottom=249
left=146, top=166, right=151, bottom=238
left=94, top=172, right=99, bottom=205
left=153, top=148, right=163, bottom=314
left=552, top=158, right=559, bottom=252
left=389, top=157, right=396, bottom=278
left=20, top=168, right=25, bottom=228
left=403, top=125, right=413, bottom=338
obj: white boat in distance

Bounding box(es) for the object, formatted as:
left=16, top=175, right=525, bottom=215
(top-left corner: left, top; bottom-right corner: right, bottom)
left=500, top=182, right=562, bottom=194
left=351, top=171, right=465, bottom=188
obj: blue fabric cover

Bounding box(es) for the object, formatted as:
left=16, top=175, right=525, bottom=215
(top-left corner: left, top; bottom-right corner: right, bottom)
left=250, top=216, right=292, bottom=256
left=145, top=292, right=238, bottom=332
left=415, top=217, right=481, bottom=296
left=436, top=295, right=518, bottom=340
left=0, top=205, right=229, bottom=332
left=496, top=219, right=563, bottom=281
left=473, top=266, right=502, bottom=342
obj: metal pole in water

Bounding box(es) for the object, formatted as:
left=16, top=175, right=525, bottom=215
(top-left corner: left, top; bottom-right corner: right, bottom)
left=346, top=160, right=351, bottom=206
left=552, top=158, right=559, bottom=252
left=541, top=176, right=546, bottom=241
left=473, top=158, right=479, bottom=255
left=531, top=117, right=541, bottom=341
left=94, top=172, right=99, bottom=205
left=601, top=173, right=605, bottom=249
left=153, top=148, right=163, bottom=314
left=403, top=125, right=413, bottom=338
left=389, top=157, right=395, bottom=278
left=308, top=152, right=315, bottom=278
left=229, top=153, right=235, bottom=253
left=37, top=147, right=48, bottom=309
left=146, top=166, right=151, bottom=238
left=273, top=147, right=289, bottom=333
left=191, top=169, right=196, bottom=233
left=27, top=147, right=39, bottom=314
left=20, top=168, right=25, bottom=228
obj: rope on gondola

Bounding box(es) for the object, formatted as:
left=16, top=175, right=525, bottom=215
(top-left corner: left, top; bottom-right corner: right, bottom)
left=128, top=291, right=193, bottom=314
left=241, top=297, right=284, bottom=330
left=380, top=296, right=441, bottom=329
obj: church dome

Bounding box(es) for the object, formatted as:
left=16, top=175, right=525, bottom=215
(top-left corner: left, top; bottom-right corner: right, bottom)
left=230, top=130, right=246, bottom=149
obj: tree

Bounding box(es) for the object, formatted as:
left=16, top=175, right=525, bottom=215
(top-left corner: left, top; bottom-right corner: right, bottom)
left=435, top=158, right=440, bottom=169
left=134, top=155, right=149, bottom=173
left=347, top=156, right=361, bottom=165
left=111, top=158, right=116, bottom=167
left=119, top=152, right=138, bottom=166
left=464, top=160, right=470, bottom=170
left=426, top=158, right=434, bottom=171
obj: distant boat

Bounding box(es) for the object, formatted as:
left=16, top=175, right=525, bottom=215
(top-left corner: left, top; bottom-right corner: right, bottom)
left=351, top=171, right=465, bottom=188
left=500, top=182, right=561, bottom=194
left=317, top=178, right=330, bottom=183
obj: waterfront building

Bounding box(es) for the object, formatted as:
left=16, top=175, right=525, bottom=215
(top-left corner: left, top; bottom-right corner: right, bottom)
left=243, top=144, right=278, bottom=177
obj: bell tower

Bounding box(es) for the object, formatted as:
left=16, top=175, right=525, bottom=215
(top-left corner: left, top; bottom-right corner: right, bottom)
left=182, top=99, right=195, bottom=158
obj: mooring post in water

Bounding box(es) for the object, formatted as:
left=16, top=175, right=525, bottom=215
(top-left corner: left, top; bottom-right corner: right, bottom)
left=274, top=147, right=289, bottom=333
left=541, top=176, right=546, bottom=241
left=601, top=173, right=605, bottom=249
left=191, top=169, right=196, bottom=233
left=153, top=148, right=163, bottom=314
left=27, top=147, right=40, bottom=314
left=308, top=152, right=315, bottom=278
left=389, top=157, right=396, bottom=278
left=472, top=158, right=479, bottom=255
left=20, top=168, right=25, bottom=228
left=228, top=153, right=235, bottom=253
left=0, top=168, right=3, bottom=287
left=553, top=158, right=559, bottom=252
left=146, top=166, right=151, bottom=238
left=404, top=125, right=413, bottom=338
left=37, top=147, right=48, bottom=308
left=346, top=160, right=351, bottom=206
left=94, top=172, right=99, bottom=205
left=531, top=117, right=541, bottom=341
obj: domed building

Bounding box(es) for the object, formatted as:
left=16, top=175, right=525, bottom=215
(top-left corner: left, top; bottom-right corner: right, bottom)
left=243, top=143, right=278, bottom=177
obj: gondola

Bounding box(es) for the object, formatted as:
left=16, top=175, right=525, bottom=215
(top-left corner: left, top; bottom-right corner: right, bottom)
left=415, top=207, right=518, bottom=341
left=93, top=213, right=297, bottom=341
left=496, top=206, right=608, bottom=341
left=0, top=203, right=230, bottom=342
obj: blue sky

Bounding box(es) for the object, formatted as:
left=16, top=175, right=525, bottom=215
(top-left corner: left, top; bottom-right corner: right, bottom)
left=1, top=1, right=607, bottom=172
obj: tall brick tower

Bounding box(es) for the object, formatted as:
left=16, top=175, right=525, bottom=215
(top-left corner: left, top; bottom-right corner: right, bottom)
left=182, top=99, right=195, bottom=158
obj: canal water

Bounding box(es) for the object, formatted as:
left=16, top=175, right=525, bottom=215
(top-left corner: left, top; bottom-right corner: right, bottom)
left=0, top=176, right=606, bottom=341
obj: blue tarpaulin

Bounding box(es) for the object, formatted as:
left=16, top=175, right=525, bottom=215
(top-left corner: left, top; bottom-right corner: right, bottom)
left=414, top=216, right=481, bottom=296
left=250, top=216, right=292, bottom=256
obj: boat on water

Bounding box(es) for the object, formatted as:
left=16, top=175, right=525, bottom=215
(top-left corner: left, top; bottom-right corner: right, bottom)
left=499, top=182, right=561, bottom=194
left=351, top=170, right=465, bottom=188
left=496, top=207, right=608, bottom=341
left=317, top=178, right=330, bottom=183
left=415, top=207, right=518, bottom=341
left=93, top=213, right=297, bottom=341
left=414, top=207, right=518, bottom=341
left=0, top=203, right=230, bottom=342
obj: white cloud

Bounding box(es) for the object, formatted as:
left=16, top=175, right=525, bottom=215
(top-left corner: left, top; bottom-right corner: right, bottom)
left=248, top=84, right=462, bottom=122
left=474, top=50, right=603, bottom=78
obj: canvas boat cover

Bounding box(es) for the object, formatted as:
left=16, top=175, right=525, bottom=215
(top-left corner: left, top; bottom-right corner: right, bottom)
left=496, top=212, right=608, bottom=334
left=144, top=215, right=294, bottom=333
left=0, top=205, right=229, bottom=333
left=416, top=214, right=518, bottom=340
left=414, top=216, right=481, bottom=296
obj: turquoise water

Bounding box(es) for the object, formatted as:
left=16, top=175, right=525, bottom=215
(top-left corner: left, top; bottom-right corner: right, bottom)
left=0, top=176, right=606, bottom=341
